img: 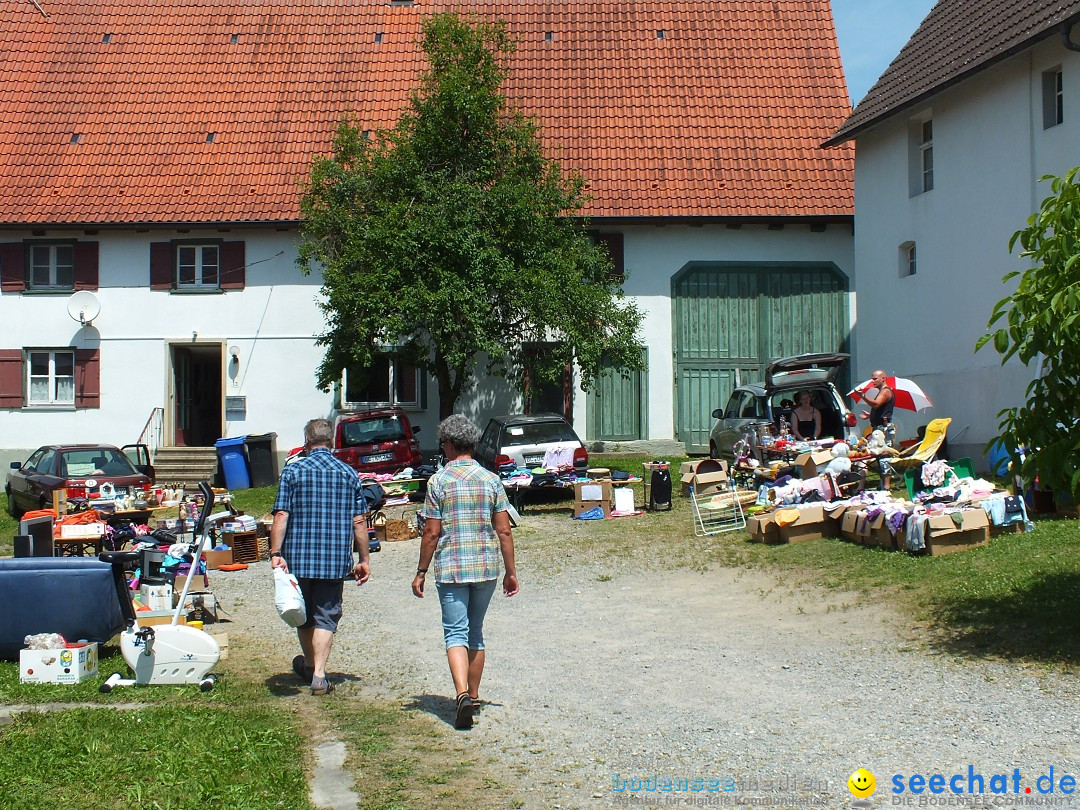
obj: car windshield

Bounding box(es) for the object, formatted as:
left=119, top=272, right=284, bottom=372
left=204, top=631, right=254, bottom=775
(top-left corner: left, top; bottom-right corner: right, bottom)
left=61, top=448, right=137, bottom=478
left=501, top=421, right=578, bottom=447
left=340, top=417, right=406, bottom=447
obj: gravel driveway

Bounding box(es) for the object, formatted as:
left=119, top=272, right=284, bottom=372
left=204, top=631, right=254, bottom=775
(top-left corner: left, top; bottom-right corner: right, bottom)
left=211, top=514, right=1080, bottom=809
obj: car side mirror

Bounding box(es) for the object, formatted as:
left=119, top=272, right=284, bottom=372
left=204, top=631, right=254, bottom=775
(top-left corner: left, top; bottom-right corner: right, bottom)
left=9, top=461, right=20, bottom=470
left=711, top=408, right=722, bottom=419
left=412, top=425, right=420, bottom=434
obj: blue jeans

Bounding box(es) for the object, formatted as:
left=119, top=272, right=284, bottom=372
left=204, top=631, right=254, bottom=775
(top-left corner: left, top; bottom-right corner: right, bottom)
left=436, top=580, right=497, bottom=650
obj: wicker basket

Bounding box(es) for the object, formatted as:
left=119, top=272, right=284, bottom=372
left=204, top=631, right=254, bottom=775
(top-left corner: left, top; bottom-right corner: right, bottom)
left=371, top=511, right=418, bottom=542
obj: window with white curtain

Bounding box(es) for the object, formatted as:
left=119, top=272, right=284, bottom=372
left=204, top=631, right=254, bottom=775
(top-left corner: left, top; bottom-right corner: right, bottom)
left=27, top=350, right=75, bottom=405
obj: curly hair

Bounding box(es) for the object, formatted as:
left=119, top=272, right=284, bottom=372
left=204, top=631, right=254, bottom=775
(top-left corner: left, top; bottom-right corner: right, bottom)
left=439, top=414, right=480, bottom=454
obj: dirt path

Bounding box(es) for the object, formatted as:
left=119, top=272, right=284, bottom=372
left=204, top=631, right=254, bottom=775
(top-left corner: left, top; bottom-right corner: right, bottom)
left=212, top=519, right=1080, bottom=809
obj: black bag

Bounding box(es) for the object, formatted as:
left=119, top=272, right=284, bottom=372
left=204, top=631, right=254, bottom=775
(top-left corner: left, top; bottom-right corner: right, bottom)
left=649, top=468, right=672, bottom=509
left=360, top=480, right=387, bottom=512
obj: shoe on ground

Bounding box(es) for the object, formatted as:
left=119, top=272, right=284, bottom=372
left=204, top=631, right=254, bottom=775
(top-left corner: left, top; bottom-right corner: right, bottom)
left=311, top=676, right=335, bottom=696
left=454, top=692, right=474, bottom=729
left=292, top=655, right=314, bottom=684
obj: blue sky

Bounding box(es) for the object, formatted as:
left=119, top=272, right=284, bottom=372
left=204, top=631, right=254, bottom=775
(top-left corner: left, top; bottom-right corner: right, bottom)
left=831, top=0, right=938, bottom=105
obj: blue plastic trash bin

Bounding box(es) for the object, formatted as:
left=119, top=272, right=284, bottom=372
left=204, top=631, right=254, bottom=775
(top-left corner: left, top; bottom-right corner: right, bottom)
left=215, top=436, right=251, bottom=490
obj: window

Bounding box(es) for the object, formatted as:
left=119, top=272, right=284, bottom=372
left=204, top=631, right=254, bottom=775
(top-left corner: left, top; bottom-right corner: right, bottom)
left=1043, top=67, right=1064, bottom=128
left=27, top=350, right=75, bottom=405
left=908, top=115, right=934, bottom=195
left=588, top=231, right=625, bottom=281
left=342, top=353, right=422, bottom=408
left=28, top=244, right=74, bottom=290
left=176, top=244, right=219, bottom=289
left=900, top=241, right=917, bottom=277
left=1, top=241, right=98, bottom=292
left=920, top=119, right=934, bottom=192
left=150, top=240, right=245, bottom=291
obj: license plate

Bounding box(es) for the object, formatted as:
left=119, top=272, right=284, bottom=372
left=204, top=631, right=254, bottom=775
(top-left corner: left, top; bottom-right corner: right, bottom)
left=523, top=454, right=543, bottom=466
left=362, top=452, right=394, bottom=464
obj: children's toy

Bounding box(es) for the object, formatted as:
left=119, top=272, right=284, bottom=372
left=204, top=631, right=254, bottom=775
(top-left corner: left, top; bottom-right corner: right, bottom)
left=99, top=481, right=227, bottom=692
left=823, top=442, right=851, bottom=477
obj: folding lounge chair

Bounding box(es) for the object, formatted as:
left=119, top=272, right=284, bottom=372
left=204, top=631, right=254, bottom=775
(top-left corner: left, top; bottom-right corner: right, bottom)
left=890, top=417, right=952, bottom=471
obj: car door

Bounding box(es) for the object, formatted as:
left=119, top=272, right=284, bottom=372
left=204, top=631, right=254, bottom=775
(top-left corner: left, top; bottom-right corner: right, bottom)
left=8, top=449, right=44, bottom=511
left=121, top=443, right=155, bottom=482
left=710, top=391, right=764, bottom=458
left=19, top=449, right=58, bottom=511
left=474, top=420, right=500, bottom=471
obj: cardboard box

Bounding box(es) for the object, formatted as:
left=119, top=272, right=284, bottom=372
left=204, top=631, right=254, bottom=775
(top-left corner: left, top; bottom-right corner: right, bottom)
left=175, top=591, right=220, bottom=622
left=203, top=548, right=234, bottom=569
left=840, top=508, right=862, bottom=542
left=139, top=583, right=173, bottom=611
left=573, top=481, right=613, bottom=518
left=172, top=573, right=212, bottom=595
left=794, top=451, right=833, bottom=480
left=824, top=504, right=847, bottom=537
left=923, top=510, right=990, bottom=556
left=20, top=642, right=99, bottom=684
left=679, top=459, right=729, bottom=497
left=774, top=505, right=827, bottom=544
left=136, top=609, right=188, bottom=627
left=859, top=511, right=897, bottom=549
left=747, top=513, right=780, bottom=544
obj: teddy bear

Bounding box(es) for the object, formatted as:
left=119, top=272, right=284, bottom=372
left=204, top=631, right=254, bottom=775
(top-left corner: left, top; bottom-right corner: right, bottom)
left=823, top=441, right=851, bottom=477
left=866, top=429, right=900, bottom=457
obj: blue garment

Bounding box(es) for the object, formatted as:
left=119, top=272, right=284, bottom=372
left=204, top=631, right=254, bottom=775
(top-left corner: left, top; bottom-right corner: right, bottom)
left=272, top=447, right=366, bottom=580
left=437, top=580, right=498, bottom=650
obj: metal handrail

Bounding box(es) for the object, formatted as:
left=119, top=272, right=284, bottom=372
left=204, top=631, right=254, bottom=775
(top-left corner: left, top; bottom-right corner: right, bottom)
left=137, top=407, right=165, bottom=459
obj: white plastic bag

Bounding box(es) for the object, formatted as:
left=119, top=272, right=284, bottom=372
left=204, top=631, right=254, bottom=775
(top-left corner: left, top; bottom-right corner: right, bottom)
left=273, top=568, right=307, bottom=627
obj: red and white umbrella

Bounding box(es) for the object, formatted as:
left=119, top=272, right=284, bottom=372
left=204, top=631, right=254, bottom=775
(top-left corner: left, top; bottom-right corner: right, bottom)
left=848, top=376, right=934, bottom=412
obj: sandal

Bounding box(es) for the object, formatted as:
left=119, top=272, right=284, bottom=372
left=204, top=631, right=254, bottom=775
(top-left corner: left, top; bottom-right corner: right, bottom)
left=454, top=692, right=474, bottom=729
left=292, top=655, right=314, bottom=684
left=311, top=676, right=335, bottom=696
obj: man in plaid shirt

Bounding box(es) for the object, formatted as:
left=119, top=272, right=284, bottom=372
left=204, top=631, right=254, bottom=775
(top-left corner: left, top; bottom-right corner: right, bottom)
left=270, top=418, right=370, bottom=695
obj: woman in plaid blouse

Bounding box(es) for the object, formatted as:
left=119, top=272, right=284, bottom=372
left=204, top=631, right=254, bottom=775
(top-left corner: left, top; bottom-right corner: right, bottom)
left=413, top=415, right=519, bottom=729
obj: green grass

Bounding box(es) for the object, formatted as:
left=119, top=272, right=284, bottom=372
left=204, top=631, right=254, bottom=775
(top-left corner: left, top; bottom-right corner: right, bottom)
left=0, top=702, right=312, bottom=809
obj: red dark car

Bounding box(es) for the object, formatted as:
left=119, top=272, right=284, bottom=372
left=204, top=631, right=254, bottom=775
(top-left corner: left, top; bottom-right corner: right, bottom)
left=331, top=408, right=424, bottom=475
left=6, top=443, right=154, bottom=517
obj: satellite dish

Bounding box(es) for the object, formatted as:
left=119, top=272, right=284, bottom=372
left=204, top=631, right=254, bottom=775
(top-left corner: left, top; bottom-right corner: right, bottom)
left=66, top=290, right=101, bottom=326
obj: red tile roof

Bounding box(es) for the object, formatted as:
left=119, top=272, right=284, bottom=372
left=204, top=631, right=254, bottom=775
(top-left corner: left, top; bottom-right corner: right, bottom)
left=0, top=0, right=853, bottom=225
left=826, top=0, right=1080, bottom=146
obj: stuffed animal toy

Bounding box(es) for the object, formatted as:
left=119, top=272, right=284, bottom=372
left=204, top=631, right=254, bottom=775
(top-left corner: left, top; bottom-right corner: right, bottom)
left=866, top=429, right=900, bottom=457
left=823, top=441, right=851, bottom=477
left=866, top=429, right=887, bottom=454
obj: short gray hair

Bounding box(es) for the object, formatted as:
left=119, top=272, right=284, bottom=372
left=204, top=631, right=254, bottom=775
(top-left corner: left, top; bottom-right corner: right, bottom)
left=304, top=418, right=334, bottom=447
left=438, top=414, right=479, bottom=453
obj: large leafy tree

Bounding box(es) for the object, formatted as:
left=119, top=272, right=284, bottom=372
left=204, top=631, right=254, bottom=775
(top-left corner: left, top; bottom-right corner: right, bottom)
left=977, top=167, right=1080, bottom=500
left=297, top=12, right=644, bottom=418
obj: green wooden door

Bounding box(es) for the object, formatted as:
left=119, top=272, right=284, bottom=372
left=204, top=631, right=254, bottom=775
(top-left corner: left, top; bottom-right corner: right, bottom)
left=587, top=351, right=646, bottom=441
left=672, top=263, right=849, bottom=453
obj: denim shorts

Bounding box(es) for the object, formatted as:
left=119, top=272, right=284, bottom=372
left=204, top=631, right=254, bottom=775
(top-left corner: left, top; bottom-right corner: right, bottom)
left=436, top=579, right=497, bottom=650
left=296, top=578, right=345, bottom=632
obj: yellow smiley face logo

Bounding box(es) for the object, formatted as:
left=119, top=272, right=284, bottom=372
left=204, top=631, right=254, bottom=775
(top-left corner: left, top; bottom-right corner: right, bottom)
left=848, top=768, right=876, bottom=798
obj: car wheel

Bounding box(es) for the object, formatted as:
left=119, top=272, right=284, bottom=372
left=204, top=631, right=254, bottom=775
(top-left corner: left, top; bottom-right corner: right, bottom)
left=6, top=487, right=22, bottom=519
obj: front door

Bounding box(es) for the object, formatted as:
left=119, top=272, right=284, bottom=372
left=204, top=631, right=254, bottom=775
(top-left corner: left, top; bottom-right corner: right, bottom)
left=171, top=345, right=222, bottom=447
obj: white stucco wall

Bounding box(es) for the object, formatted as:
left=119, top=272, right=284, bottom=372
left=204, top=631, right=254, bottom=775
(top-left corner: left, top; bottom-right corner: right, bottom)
left=0, top=219, right=853, bottom=462
left=849, top=38, right=1080, bottom=462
